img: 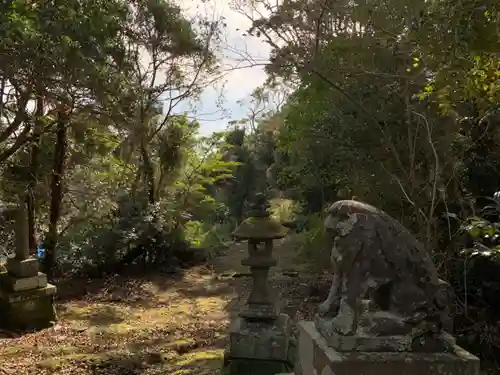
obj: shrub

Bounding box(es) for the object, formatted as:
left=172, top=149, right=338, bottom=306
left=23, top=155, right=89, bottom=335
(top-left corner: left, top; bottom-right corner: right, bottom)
left=270, top=198, right=301, bottom=223
left=286, top=212, right=331, bottom=273
left=447, top=206, right=500, bottom=367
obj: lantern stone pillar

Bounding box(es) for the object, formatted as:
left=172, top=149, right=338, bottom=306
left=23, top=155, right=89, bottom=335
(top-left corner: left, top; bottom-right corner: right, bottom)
left=223, top=193, right=294, bottom=375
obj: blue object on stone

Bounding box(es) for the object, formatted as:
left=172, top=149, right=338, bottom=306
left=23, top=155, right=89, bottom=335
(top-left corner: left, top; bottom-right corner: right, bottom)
left=37, top=246, right=45, bottom=259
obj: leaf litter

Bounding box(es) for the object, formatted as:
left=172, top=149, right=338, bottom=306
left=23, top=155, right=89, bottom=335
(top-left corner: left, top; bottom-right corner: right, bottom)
left=0, top=243, right=328, bottom=375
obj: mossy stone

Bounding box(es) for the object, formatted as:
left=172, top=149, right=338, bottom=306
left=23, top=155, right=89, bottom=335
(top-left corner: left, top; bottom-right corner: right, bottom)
left=232, top=217, right=288, bottom=240
left=0, top=284, right=57, bottom=330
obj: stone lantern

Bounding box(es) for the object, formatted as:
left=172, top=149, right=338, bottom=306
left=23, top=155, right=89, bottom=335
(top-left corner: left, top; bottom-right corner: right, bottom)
left=0, top=203, right=57, bottom=330
left=232, top=192, right=287, bottom=319
left=224, top=193, right=294, bottom=375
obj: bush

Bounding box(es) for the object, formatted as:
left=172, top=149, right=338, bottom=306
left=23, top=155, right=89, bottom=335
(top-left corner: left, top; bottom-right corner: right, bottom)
left=447, top=211, right=500, bottom=367
left=286, top=212, right=331, bottom=273
left=56, top=195, right=192, bottom=275
left=270, top=198, right=301, bottom=223
left=184, top=219, right=234, bottom=259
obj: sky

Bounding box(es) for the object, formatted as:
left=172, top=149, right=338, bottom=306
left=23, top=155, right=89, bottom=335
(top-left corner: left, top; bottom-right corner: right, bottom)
left=178, top=0, right=272, bottom=136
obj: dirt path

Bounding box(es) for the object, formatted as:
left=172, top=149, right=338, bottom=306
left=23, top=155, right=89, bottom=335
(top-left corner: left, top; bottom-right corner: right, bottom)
left=0, top=242, right=326, bottom=375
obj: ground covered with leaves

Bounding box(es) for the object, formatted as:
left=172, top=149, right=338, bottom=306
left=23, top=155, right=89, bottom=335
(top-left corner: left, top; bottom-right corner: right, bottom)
left=0, top=242, right=327, bottom=375
left=2, top=240, right=495, bottom=375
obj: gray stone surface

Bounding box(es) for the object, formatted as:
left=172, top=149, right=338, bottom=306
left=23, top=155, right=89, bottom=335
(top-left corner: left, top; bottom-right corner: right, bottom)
left=0, top=282, right=56, bottom=302
left=14, top=203, right=30, bottom=260
left=0, top=204, right=58, bottom=330
left=318, top=199, right=454, bottom=338
left=224, top=358, right=291, bottom=375
left=295, top=321, right=480, bottom=375
left=4, top=272, right=48, bottom=292
left=316, top=314, right=413, bottom=352
left=228, top=313, right=292, bottom=361
left=0, top=283, right=57, bottom=330
left=7, top=257, right=39, bottom=278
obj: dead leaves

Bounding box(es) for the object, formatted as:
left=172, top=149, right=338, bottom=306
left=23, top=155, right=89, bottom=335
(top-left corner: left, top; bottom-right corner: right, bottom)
left=0, top=244, right=325, bottom=375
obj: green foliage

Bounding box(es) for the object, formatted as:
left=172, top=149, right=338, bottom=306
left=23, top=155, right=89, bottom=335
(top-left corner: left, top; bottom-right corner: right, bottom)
left=234, top=0, right=500, bottom=365
left=463, top=217, right=500, bottom=244
left=52, top=128, right=239, bottom=273
left=414, top=0, right=500, bottom=114
left=288, top=213, right=331, bottom=273
left=269, top=198, right=301, bottom=223
left=445, top=198, right=500, bottom=362
left=184, top=220, right=234, bottom=257
left=0, top=0, right=230, bottom=276
left=57, top=195, right=182, bottom=270
left=238, top=0, right=500, bottom=236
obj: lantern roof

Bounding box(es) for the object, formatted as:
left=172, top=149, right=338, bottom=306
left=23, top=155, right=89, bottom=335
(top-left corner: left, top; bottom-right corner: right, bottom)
left=232, top=193, right=288, bottom=240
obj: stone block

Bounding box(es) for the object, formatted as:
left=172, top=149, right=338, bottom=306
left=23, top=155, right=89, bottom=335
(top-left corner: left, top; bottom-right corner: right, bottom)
left=295, top=321, right=480, bottom=375
left=224, top=358, right=291, bottom=375
left=224, top=313, right=294, bottom=375
left=0, top=283, right=57, bottom=330
left=7, top=257, right=39, bottom=278
left=228, top=313, right=292, bottom=361
left=4, top=272, right=48, bottom=292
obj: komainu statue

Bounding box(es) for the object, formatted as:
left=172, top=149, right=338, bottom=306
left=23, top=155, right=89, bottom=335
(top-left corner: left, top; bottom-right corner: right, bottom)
left=316, top=200, right=454, bottom=352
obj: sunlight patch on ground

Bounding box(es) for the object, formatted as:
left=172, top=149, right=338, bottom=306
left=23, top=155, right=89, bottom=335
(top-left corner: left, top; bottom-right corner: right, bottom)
left=37, top=353, right=103, bottom=371
left=35, top=347, right=224, bottom=374
left=59, top=283, right=232, bottom=335
left=170, top=349, right=225, bottom=375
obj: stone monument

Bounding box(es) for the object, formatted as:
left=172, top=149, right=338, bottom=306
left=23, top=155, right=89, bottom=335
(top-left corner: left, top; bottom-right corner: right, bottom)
left=223, top=193, right=294, bottom=375
left=0, top=202, right=57, bottom=330
left=288, top=200, right=480, bottom=375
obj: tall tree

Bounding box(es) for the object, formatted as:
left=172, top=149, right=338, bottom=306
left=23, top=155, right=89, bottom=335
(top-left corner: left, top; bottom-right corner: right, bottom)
left=113, top=0, right=220, bottom=204
left=233, top=0, right=500, bottom=245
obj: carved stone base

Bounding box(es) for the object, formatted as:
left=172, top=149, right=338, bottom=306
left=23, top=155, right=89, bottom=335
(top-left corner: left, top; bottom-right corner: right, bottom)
left=223, top=314, right=294, bottom=375
left=0, top=284, right=57, bottom=330
left=315, top=315, right=454, bottom=353
left=295, top=321, right=480, bottom=375
left=239, top=302, right=278, bottom=320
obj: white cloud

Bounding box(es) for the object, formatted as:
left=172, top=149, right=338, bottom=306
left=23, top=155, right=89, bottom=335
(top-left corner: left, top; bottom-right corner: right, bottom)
left=178, top=0, right=272, bottom=135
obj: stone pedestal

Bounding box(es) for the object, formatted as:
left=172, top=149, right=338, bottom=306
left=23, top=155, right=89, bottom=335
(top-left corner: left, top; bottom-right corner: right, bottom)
left=294, top=321, right=480, bottom=375
left=0, top=203, right=58, bottom=330
left=0, top=283, right=57, bottom=330
left=229, top=313, right=292, bottom=360
left=225, top=314, right=294, bottom=374
left=0, top=257, right=57, bottom=330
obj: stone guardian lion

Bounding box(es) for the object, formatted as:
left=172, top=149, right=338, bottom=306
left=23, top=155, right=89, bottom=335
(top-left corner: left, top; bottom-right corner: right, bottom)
left=317, top=200, right=453, bottom=337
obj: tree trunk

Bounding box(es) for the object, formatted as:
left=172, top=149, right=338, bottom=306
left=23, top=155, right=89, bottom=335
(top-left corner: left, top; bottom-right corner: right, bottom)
left=26, top=97, right=44, bottom=255
left=43, top=111, right=68, bottom=278
left=140, top=140, right=155, bottom=204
